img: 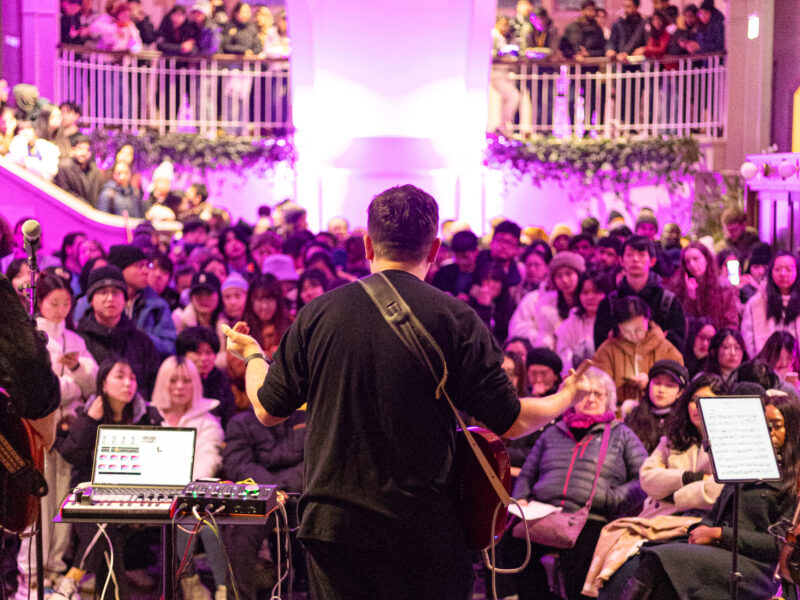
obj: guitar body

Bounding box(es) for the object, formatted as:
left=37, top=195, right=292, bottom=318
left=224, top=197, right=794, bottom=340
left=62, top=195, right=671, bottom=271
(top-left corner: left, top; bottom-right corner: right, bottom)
left=0, top=413, right=46, bottom=535
left=451, top=427, right=511, bottom=551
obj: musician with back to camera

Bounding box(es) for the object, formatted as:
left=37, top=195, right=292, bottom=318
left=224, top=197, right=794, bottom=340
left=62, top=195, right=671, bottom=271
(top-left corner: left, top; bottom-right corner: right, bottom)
left=224, top=184, right=591, bottom=600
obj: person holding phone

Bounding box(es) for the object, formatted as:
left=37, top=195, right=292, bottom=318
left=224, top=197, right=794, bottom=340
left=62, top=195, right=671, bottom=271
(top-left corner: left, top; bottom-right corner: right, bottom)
left=755, top=331, right=800, bottom=389
left=666, top=242, right=739, bottom=331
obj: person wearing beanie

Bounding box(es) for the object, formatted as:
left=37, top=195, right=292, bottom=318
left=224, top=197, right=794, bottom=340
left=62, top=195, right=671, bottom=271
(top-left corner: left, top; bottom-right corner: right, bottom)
left=594, top=235, right=687, bottom=351
left=607, top=210, right=626, bottom=230
left=525, top=347, right=563, bottom=396
left=215, top=272, right=250, bottom=370
left=77, top=265, right=160, bottom=399
left=475, top=220, right=524, bottom=290
left=550, top=223, right=573, bottom=254
left=634, top=209, right=659, bottom=241
left=509, top=251, right=586, bottom=350
left=432, top=230, right=479, bottom=300
left=172, top=271, right=222, bottom=335
left=581, top=217, right=600, bottom=240
left=187, top=0, right=221, bottom=56
left=623, top=359, right=689, bottom=453
left=107, top=244, right=177, bottom=357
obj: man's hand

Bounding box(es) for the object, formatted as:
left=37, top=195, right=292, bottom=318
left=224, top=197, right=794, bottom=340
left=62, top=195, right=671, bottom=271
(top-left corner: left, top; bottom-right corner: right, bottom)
left=561, top=359, right=593, bottom=403
left=222, top=322, right=263, bottom=360
left=688, top=525, right=722, bottom=545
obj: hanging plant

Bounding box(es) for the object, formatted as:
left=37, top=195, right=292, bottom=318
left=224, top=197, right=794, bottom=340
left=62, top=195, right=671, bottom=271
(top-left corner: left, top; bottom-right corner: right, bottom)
left=89, top=130, right=297, bottom=178
left=484, top=134, right=701, bottom=194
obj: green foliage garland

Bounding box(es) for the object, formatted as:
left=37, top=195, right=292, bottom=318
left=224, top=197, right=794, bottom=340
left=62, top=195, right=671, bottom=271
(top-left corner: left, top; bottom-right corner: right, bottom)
left=89, top=130, right=296, bottom=177
left=484, top=135, right=701, bottom=193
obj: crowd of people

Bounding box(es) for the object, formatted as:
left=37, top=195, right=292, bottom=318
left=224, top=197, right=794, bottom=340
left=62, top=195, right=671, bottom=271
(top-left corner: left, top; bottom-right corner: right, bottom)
left=491, top=0, right=726, bottom=133
left=0, top=169, right=798, bottom=600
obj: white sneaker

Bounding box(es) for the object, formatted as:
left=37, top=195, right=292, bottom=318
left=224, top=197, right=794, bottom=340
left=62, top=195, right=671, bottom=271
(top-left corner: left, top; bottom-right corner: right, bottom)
left=47, top=577, right=80, bottom=600
left=180, top=574, right=211, bottom=600
left=214, top=584, right=227, bottom=600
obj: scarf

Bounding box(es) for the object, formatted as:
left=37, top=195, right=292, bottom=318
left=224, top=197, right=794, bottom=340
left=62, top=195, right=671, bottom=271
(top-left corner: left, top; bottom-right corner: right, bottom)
left=563, top=408, right=615, bottom=429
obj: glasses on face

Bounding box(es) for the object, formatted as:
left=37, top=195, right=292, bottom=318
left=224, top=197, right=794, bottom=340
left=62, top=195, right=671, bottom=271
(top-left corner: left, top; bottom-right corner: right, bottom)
left=767, top=420, right=785, bottom=433
left=719, top=343, right=742, bottom=354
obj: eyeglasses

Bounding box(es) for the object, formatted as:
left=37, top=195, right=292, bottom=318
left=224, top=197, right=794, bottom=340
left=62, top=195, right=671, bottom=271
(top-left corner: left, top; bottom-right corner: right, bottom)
left=719, top=343, right=743, bottom=354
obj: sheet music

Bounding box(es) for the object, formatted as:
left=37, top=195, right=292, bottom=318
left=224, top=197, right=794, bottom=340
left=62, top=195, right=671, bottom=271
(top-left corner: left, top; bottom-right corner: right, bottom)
left=698, top=396, right=781, bottom=483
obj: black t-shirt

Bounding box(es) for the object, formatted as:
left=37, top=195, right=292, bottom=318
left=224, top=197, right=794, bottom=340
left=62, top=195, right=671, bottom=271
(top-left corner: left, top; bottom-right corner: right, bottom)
left=259, top=270, right=520, bottom=549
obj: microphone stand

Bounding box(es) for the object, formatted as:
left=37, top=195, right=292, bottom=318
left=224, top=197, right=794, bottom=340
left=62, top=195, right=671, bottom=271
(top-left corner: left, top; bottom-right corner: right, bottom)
left=25, top=246, right=45, bottom=600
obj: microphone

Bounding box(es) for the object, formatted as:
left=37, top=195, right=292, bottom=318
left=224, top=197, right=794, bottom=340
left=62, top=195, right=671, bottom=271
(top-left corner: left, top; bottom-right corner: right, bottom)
left=22, top=219, right=41, bottom=274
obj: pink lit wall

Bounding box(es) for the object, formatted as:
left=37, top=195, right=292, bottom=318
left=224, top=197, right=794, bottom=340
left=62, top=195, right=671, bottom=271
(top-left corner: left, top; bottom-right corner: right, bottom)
left=285, top=0, right=495, bottom=230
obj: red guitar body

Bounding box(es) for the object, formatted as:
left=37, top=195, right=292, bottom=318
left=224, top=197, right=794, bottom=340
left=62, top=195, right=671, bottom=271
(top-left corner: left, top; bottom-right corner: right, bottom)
left=0, top=414, right=46, bottom=535
left=451, top=427, right=512, bottom=551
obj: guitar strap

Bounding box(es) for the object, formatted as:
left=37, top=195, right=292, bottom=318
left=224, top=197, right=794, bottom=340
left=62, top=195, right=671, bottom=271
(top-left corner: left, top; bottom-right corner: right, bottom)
left=358, top=272, right=511, bottom=507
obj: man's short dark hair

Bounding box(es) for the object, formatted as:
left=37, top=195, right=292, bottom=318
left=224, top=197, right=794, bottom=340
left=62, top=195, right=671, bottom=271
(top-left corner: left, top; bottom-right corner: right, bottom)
left=622, top=234, right=655, bottom=258
left=176, top=326, right=220, bottom=355
left=568, top=233, right=595, bottom=250
left=581, top=0, right=597, bottom=9
left=148, top=251, right=173, bottom=276
left=367, top=185, right=438, bottom=263
left=71, top=134, right=91, bottom=147
left=190, top=183, right=209, bottom=202
left=683, top=4, right=698, bottom=14
left=183, top=218, right=209, bottom=235
left=451, top=230, right=478, bottom=253
left=597, top=236, right=623, bottom=254
left=59, top=101, right=81, bottom=115
left=494, top=220, right=521, bottom=241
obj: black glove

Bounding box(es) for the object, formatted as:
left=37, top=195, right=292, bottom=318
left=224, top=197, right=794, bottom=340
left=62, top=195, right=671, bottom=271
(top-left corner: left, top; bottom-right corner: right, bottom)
left=681, top=470, right=705, bottom=485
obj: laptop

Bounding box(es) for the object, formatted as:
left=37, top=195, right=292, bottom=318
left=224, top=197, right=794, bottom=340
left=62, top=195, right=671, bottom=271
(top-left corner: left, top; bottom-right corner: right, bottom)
left=90, top=425, right=197, bottom=494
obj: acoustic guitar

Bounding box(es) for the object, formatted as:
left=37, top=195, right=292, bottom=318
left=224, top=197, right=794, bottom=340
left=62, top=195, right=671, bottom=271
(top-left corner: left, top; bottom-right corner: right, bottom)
left=0, top=393, right=48, bottom=535
left=451, top=426, right=512, bottom=551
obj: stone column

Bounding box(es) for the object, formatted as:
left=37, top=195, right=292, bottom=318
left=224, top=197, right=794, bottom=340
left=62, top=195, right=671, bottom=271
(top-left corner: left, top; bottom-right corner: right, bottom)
left=1, top=0, right=59, bottom=100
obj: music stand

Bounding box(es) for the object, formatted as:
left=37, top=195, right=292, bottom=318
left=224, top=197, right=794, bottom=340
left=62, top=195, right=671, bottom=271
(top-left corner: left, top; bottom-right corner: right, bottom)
left=697, top=395, right=782, bottom=600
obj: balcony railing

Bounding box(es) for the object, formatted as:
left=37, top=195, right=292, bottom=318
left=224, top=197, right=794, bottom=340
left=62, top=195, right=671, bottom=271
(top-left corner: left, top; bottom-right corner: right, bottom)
left=489, top=52, right=727, bottom=139
left=56, top=45, right=292, bottom=137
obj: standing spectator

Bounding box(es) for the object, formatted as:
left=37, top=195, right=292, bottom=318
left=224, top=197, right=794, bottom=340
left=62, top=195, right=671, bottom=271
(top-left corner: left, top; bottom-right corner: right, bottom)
left=508, top=0, right=533, bottom=48
left=221, top=2, right=261, bottom=54
left=8, top=119, right=60, bottom=181
left=432, top=230, right=479, bottom=301
left=606, top=0, right=647, bottom=62
left=76, top=266, right=160, bottom=398
left=186, top=1, right=221, bottom=55
left=568, top=234, right=596, bottom=267
left=58, top=232, right=86, bottom=296
left=96, top=161, right=144, bottom=217
left=491, top=15, right=521, bottom=135
left=667, top=242, right=739, bottom=330
left=594, top=235, right=687, bottom=350
left=674, top=4, right=700, bottom=55
left=145, top=161, right=182, bottom=217
left=509, top=251, right=585, bottom=350
left=0, top=106, right=17, bottom=155
left=54, top=135, right=103, bottom=207
left=555, top=269, right=607, bottom=373
left=741, top=252, right=800, bottom=356
left=693, top=0, right=725, bottom=53
left=560, top=0, right=606, bottom=60
left=89, top=1, right=143, bottom=53
left=60, top=0, right=90, bottom=44
left=593, top=296, right=684, bottom=407
left=128, top=0, right=157, bottom=46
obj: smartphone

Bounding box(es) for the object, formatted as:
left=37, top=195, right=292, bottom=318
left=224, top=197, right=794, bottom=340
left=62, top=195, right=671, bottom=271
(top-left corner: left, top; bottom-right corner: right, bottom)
left=727, top=260, right=740, bottom=287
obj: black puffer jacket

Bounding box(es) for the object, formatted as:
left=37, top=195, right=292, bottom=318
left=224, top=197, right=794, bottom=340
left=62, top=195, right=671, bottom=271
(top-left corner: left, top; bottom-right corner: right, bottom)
left=220, top=19, right=261, bottom=55
left=222, top=409, right=305, bottom=492
left=513, top=420, right=647, bottom=520
left=77, top=312, right=160, bottom=400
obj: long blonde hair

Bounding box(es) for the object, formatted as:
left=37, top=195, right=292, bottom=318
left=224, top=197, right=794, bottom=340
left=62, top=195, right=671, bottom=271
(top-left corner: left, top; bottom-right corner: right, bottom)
left=150, top=356, right=203, bottom=412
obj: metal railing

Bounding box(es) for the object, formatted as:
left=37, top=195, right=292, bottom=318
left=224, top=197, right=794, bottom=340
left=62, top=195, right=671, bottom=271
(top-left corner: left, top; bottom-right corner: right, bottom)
left=489, top=52, right=727, bottom=139
left=56, top=45, right=292, bottom=137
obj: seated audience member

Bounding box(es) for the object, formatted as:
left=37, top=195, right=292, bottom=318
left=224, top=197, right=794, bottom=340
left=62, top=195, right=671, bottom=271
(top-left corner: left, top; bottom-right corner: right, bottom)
left=502, top=367, right=647, bottom=600
left=296, top=268, right=329, bottom=313
left=683, top=317, right=715, bottom=377
left=0, top=216, right=60, bottom=274
left=97, top=161, right=144, bottom=217
left=512, top=241, right=552, bottom=303
left=755, top=331, right=800, bottom=389
left=129, top=0, right=158, bottom=46
left=176, top=326, right=236, bottom=428
left=738, top=242, right=771, bottom=305
left=595, top=236, right=623, bottom=270
left=634, top=210, right=675, bottom=278
left=54, top=135, right=103, bottom=206
left=667, top=241, right=738, bottom=330
left=77, top=266, right=160, bottom=398
left=248, top=231, right=281, bottom=271
left=624, top=360, right=688, bottom=453
left=57, top=232, right=86, bottom=296
left=476, top=220, right=524, bottom=289
left=60, top=0, right=90, bottom=44
left=262, top=253, right=301, bottom=309
left=216, top=272, right=248, bottom=366
left=741, top=252, right=800, bottom=357
left=148, top=251, right=180, bottom=311
left=469, top=260, right=517, bottom=343
left=77, top=238, right=106, bottom=270
left=173, top=271, right=222, bottom=334
left=218, top=225, right=254, bottom=276
left=149, top=356, right=227, bottom=600
left=504, top=336, right=534, bottom=364
left=6, top=258, right=34, bottom=306
left=110, top=143, right=142, bottom=190
left=51, top=358, right=162, bottom=600
left=568, top=234, right=596, bottom=268
left=34, top=104, right=71, bottom=158
left=176, top=183, right=211, bottom=221
left=559, top=0, right=606, bottom=60
left=432, top=230, right=479, bottom=300
left=555, top=269, right=607, bottom=373
left=509, top=251, right=585, bottom=350
left=89, top=1, right=143, bottom=53
left=201, top=256, right=229, bottom=285
left=223, top=408, right=306, bottom=600
left=0, top=106, right=17, bottom=155
left=144, top=161, right=181, bottom=217
left=344, top=235, right=369, bottom=277
left=714, top=207, right=760, bottom=259
left=502, top=350, right=527, bottom=398
left=594, top=235, right=687, bottom=351
left=8, top=118, right=60, bottom=181
left=106, top=244, right=176, bottom=356
left=327, top=216, right=349, bottom=246
left=58, top=102, right=82, bottom=144
left=593, top=296, right=684, bottom=407
left=705, top=328, right=747, bottom=383
left=585, top=374, right=726, bottom=597
left=604, top=394, right=799, bottom=600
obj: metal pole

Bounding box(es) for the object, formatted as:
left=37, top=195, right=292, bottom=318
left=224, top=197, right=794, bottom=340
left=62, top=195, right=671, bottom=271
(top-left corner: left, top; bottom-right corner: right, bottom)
left=730, top=483, right=742, bottom=600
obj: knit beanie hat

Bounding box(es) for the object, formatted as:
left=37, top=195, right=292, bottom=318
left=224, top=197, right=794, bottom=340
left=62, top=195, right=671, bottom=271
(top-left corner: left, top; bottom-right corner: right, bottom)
left=222, top=272, right=249, bottom=293
left=108, top=244, right=147, bottom=271
left=648, top=360, right=689, bottom=388
left=526, top=347, right=563, bottom=375
left=550, top=223, right=573, bottom=242
left=87, top=265, right=128, bottom=301
left=748, top=243, right=772, bottom=268
left=548, top=251, right=586, bottom=280
left=636, top=209, right=658, bottom=229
